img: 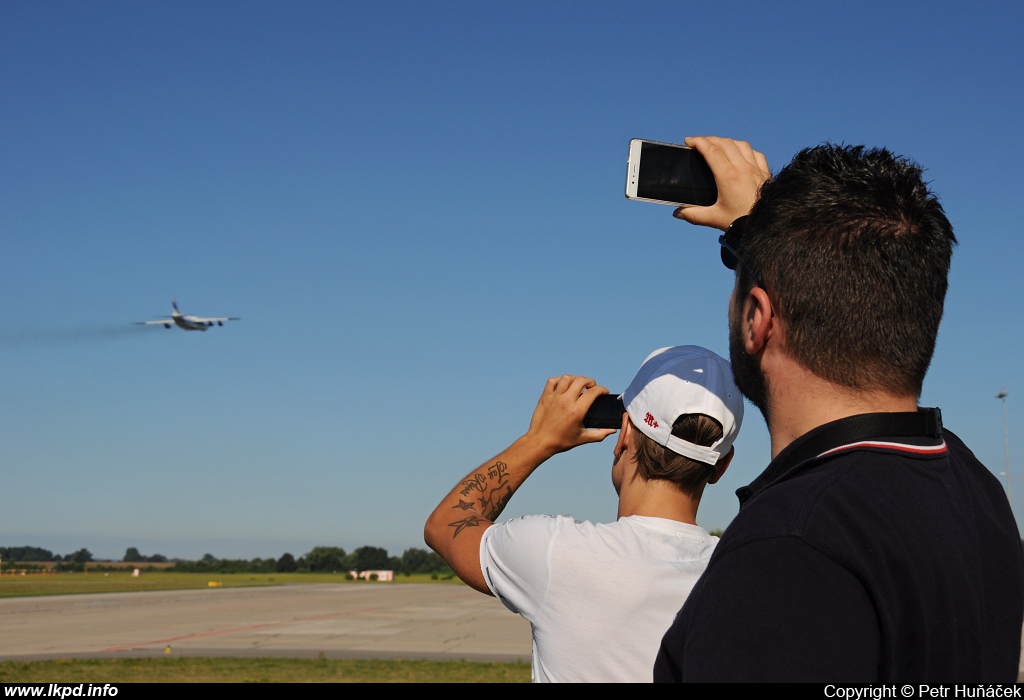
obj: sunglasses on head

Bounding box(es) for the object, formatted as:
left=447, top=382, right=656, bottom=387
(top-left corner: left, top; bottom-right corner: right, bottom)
left=718, top=216, right=748, bottom=271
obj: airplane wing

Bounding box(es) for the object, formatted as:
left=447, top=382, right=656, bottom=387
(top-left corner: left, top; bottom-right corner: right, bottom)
left=190, top=317, right=240, bottom=323
left=135, top=319, right=174, bottom=325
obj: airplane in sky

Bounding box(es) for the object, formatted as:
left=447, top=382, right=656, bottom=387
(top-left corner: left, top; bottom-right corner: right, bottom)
left=135, top=298, right=239, bottom=331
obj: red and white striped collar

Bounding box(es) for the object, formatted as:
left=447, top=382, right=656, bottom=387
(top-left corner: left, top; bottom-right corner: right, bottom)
left=737, top=409, right=945, bottom=506
left=818, top=439, right=948, bottom=459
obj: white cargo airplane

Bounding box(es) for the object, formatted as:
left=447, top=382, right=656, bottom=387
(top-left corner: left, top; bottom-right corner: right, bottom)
left=136, top=298, right=239, bottom=331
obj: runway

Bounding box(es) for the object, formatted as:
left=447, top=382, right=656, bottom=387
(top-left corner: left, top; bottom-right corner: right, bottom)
left=7, top=583, right=1020, bottom=679
left=0, top=583, right=532, bottom=662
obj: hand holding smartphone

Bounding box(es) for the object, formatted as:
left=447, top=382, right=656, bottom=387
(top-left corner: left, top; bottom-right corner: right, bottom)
left=625, top=139, right=718, bottom=208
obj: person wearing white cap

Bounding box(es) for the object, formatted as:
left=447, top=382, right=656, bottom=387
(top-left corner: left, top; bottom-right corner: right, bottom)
left=424, top=345, right=743, bottom=682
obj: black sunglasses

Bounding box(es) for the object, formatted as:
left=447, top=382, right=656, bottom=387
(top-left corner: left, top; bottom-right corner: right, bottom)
left=718, top=216, right=748, bottom=270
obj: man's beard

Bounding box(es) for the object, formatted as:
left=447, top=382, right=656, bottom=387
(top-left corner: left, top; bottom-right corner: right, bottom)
left=729, top=303, right=771, bottom=423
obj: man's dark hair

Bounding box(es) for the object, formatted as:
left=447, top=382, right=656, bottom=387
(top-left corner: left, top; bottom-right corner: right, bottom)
left=632, top=414, right=723, bottom=497
left=738, top=144, right=956, bottom=396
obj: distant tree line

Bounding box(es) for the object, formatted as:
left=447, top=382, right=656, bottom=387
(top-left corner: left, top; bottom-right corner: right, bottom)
left=0, top=546, right=97, bottom=570
left=169, top=546, right=450, bottom=575
left=1, top=545, right=451, bottom=576
left=0, top=546, right=96, bottom=562
left=122, top=547, right=167, bottom=563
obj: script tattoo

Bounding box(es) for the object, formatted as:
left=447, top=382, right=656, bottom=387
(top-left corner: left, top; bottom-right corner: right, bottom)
left=451, top=461, right=513, bottom=526
left=449, top=515, right=484, bottom=538
left=459, top=474, right=488, bottom=497
left=478, top=461, right=512, bottom=520
left=487, top=461, right=508, bottom=481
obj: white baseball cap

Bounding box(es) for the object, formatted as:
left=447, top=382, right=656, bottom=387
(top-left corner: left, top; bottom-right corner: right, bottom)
left=622, top=346, right=744, bottom=465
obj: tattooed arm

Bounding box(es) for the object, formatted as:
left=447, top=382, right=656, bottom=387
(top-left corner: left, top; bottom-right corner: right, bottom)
left=424, top=375, right=616, bottom=594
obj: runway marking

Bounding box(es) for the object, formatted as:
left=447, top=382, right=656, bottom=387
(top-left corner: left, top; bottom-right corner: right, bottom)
left=101, top=606, right=382, bottom=652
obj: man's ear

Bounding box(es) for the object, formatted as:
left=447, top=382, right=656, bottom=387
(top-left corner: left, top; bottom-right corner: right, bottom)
left=707, top=446, right=735, bottom=485
left=614, top=411, right=632, bottom=459
left=742, top=287, right=775, bottom=355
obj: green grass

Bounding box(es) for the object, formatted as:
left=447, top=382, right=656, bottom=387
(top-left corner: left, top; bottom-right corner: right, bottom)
left=0, top=657, right=531, bottom=683
left=0, top=571, right=463, bottom=598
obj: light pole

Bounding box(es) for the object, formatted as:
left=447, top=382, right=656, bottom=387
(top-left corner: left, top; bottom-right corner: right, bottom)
left=997, top=390, right=1011, bottom=513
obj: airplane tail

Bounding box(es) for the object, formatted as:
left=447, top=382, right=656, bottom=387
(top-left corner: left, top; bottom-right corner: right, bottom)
left=172, top=297, right=180, bottom=314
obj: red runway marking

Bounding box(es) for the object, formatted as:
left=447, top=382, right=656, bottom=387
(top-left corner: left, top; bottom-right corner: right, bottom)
left=101, top=606, right=381, bottom=652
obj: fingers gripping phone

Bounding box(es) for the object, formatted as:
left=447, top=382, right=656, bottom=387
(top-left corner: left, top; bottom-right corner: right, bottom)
left=625, top=139, right=718, bottom=207
left=584, top=394, right=625, bottom=429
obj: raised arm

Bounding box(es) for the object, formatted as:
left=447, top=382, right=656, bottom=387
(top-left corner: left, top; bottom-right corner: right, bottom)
left=674, top=136, right=771, bottom=231
left=424, top=375, right=616, bottom=594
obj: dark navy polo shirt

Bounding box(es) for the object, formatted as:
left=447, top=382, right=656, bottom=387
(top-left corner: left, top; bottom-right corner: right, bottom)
left=654, top=410, right=1024, bottom=682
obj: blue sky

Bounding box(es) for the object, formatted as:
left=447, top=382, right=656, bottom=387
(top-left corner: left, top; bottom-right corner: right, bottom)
left=2, top=1, right=1022, bottom=560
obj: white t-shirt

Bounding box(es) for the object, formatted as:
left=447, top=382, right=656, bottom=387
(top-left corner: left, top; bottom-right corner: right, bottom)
left=479, top=514, right=717, bottom=682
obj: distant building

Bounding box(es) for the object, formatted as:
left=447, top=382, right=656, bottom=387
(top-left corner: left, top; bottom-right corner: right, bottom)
left=349, top=570, right=393, bottom=582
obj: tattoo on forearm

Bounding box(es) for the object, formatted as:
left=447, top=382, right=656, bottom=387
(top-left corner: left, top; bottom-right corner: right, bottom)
left=459, top=474, right=487, bottom=497
left=449, top=515, right=484, bottom=538
left=452, top=461, right=513, bottom=523
left=487, top=461, right=508, bottom=481
left=478, top=482, right=512, bottom=520
left=479, top=461, right=511, bottom=519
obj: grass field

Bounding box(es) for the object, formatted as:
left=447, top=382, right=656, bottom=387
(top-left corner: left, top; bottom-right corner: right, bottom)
left=0, top=571, right=461, bottom=598
left=0, top=657, right=531, bottom=683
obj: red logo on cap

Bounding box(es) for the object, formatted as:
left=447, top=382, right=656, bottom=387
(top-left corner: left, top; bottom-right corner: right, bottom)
left=644, top=412, right=659, bottom=429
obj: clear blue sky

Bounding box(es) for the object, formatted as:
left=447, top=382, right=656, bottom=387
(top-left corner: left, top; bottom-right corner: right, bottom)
left=2, top=1, right=1022, bottom=560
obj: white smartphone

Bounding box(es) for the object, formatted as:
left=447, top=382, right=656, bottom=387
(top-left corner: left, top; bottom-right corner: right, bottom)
left=625, top=139, right=718, bottom=207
